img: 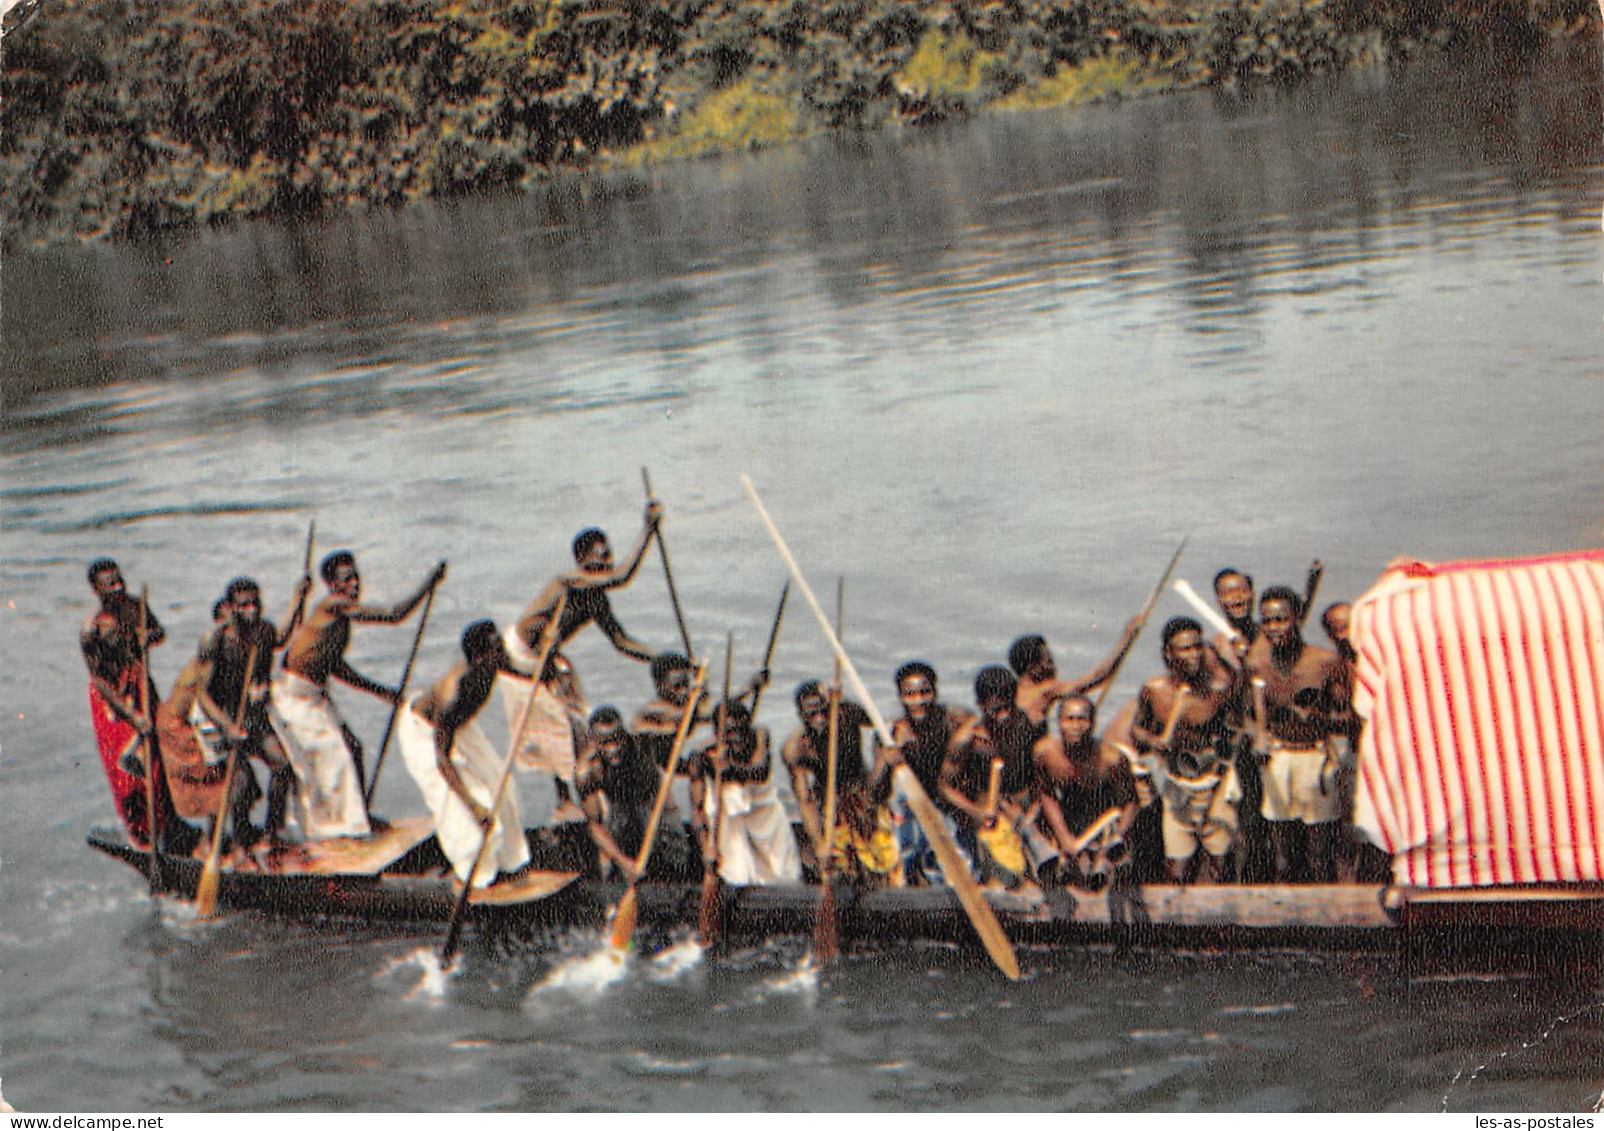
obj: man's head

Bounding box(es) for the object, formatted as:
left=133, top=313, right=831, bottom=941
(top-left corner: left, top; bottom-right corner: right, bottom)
left=320, top=550, right=360, bottom=598
left=1057, top=695, right=1096, bottom=748
left=974, top=666, right=1018, bottom=724
left=1260, top=586, right=1303, bottom=650
left=572, top=528, right=611, bottom=572
left=895, top=661, right=938, bottom=721
left=715, top=701, right=754, bottom=749
left=88, top=558, right=124, bottom=602
left=650, top=651, right=694, bottom=703
left=589, top=706, right=627, bottom=765
left=1214, top=568, right=1255, bottom=624
left=1007, top=635, right=1054, bottom=680
left=1321, top=601, right=1354, bottom=660
left=1161, top=616, right=1205, bottom=678
left=795, top=679, right=828, bottom=731
left=225, top=578, right=262, bottom=625
left=461, top=619, right=505, bottom=667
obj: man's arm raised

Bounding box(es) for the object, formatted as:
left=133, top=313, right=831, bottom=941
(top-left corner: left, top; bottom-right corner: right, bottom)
left=600, top=500, right=662, bottom=591
left=347, top=561, right=447, bottom=625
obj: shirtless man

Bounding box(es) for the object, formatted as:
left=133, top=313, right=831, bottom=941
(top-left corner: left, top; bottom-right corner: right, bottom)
left=80, top=559, right=187, bottom=850
left=1131, top=617, right=1241, bottom=884
left=1007, top=619, right=1141, bottom=740
left=504, top=501, right=661, bottom=812
left=194, top=577, right=306, bottom=854
left=690, top=702, right=802, bottom=886
left=578, top=707, right=695, bottom=882
left=1212, top=562, right=1324, bottom=668
left=941, top=667, right=1044, bottom=886
left=782, top=681, right=897, bottom=886
left=274, top=552, right=445, bottom=838
left=1034, top=696, right=1139, bottom=890
left=633, top=650, right=765, bottom=772
left=882, top=661, right=974, bottom=886
left=396, top=621, right=530, bottom=888
left=1243, top=587, right=1353, bottom=883
left=508, top=501, right=663, bottom=667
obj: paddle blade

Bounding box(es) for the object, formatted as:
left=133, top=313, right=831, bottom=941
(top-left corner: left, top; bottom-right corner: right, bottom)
left=813, top=878, right=839, bottom=964
left=696, top=870, right=722, bottom=948
left=195, top=855, right=222, bottom=918
left=608, top=885, right=639, bottom=951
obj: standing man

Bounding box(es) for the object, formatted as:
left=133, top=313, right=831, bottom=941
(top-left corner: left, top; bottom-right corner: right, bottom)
left=1007, top=620, right=1141, bottom=739
left=1243, top=587, right=1352, bottom=883
left=504, top=501, right=662, bottom=812
left=782, top=681, right=898, bottom=886
left=941, top=667, right=1043, bottom=886
left=1131, top=617, right=1241, bottom=884
left=80, top=559, right=187, bottom=850
left=1034, top=696, right=1140, bottom=889
left=194, top=577, right=306, bottom=855
left=882, top=661, right=975, bottom=886
left=397, top=621, right=530, bottom=889
left=274, top=552, right=445, bottom=839
left=578, top=707, right=695, bottom=882
left=690, top=703, right=802, bottom=886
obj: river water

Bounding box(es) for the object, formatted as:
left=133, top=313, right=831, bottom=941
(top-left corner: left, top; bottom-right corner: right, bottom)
left=2, top=41, right=1603, bottom=1113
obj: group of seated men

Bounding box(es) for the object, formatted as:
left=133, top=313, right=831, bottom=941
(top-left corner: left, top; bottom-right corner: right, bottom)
left=83, top=501, right=1386, bottom=892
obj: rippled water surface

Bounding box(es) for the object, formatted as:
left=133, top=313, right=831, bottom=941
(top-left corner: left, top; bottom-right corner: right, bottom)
left=2, top=43, right=1603, bottom=1112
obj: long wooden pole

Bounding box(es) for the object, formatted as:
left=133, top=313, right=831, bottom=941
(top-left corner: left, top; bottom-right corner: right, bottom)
left=440, top=592, right=567, bottom=964
left=741, top=475, right=1019, bottom=981
left=641, top=467, right=694, bottom=659
left=195, top=642, right=259, bottom=918
left=814, top=579, right=844, bottom=963
left=696, top=635, right=734, bottom=947
left=751, top=583, right=788, bottom=716
left=610, top=661, right=709, bottom=951
left=365, top=581, right=439, bottom=807
left=136, top=588, right=160, bottom=893
left=1094, top=535, right=1188, bottom=713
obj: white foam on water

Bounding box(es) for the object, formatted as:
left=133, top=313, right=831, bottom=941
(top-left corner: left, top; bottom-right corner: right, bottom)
left=527, top=945, right=630, bottom=1003
left=647, top=938, right=706, bottom=982
left=374, top=947, right=454, bottom=1005
left=758, top=957, right=818, bottom=999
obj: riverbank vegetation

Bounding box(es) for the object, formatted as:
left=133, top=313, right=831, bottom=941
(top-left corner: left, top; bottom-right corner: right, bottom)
left=2, top=0, right=1596, bottom=245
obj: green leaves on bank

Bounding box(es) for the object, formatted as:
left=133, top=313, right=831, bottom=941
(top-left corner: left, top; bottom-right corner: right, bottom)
left=2, top=0, right=1595, bottom=245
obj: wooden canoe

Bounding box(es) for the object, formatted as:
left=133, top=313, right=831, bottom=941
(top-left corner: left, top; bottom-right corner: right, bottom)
left=87, top=823, right=1604, bottom=960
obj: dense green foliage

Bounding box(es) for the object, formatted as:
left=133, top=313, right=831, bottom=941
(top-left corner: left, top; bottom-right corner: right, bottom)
left=3, top=0, right=1595, bottom=244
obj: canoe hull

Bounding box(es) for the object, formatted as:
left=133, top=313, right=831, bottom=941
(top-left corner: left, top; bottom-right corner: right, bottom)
left=86, top=827, right=1604, bottom=960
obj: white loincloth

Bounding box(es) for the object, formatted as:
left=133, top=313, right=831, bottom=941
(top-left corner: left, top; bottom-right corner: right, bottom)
left=271, top=671, right=370, bottom=839
left=704, top=778, right=801, bottom=886
left=397, top=698, right=529, bottom=888
left=1150, top=754, right=1241, bottom=861
left=497, top=626, right=577, bottom=781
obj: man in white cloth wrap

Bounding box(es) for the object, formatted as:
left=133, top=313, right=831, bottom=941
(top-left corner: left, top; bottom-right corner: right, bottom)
left=502, top=499, right=662, bottom=815
left=399, top=620, right=530, bottom=888
left=274, top=551, right=444, bottom=839
left=687, top=701, right=801, bottom=885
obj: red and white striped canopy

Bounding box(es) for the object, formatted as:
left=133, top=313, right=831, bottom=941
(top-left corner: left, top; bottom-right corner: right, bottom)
left=1350, top=550, right=1604, bottom=888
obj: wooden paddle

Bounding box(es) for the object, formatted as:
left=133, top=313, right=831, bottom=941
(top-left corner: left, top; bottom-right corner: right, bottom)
left=742, top=475, right=1020, bottom=981
left=641, top=467, right=694, bottom=659
left=136, top=587, right=160, bottom=892
left=440, top=592, right=567, bottom=964
left=696, top=634, right=734, bottom=947
left=195, top=642, right=259, bottom=918
left=364, top=579, right=440, bottom=808
left=751, top=583, right=788, bottom=716
left=610, top=661, right=709, bottom=951
left=813, top=577, right=845, bottom=964
left=295, top=519, right=316, bottom=627
left=1094, top=535, right=1188, bottom=714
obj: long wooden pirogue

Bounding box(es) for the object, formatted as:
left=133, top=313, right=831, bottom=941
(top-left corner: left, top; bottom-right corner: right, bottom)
left=86, top=821, right=1604, bottom=958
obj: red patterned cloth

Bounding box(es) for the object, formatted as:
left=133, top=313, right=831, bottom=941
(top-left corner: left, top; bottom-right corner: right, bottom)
left=88, top=667, right=168, bottom=847
left=1351, top=549, right=1604, bottom=888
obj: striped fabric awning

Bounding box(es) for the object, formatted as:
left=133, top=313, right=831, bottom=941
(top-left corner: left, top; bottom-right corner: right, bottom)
left=1350, top=550, right=1604, bottom=888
